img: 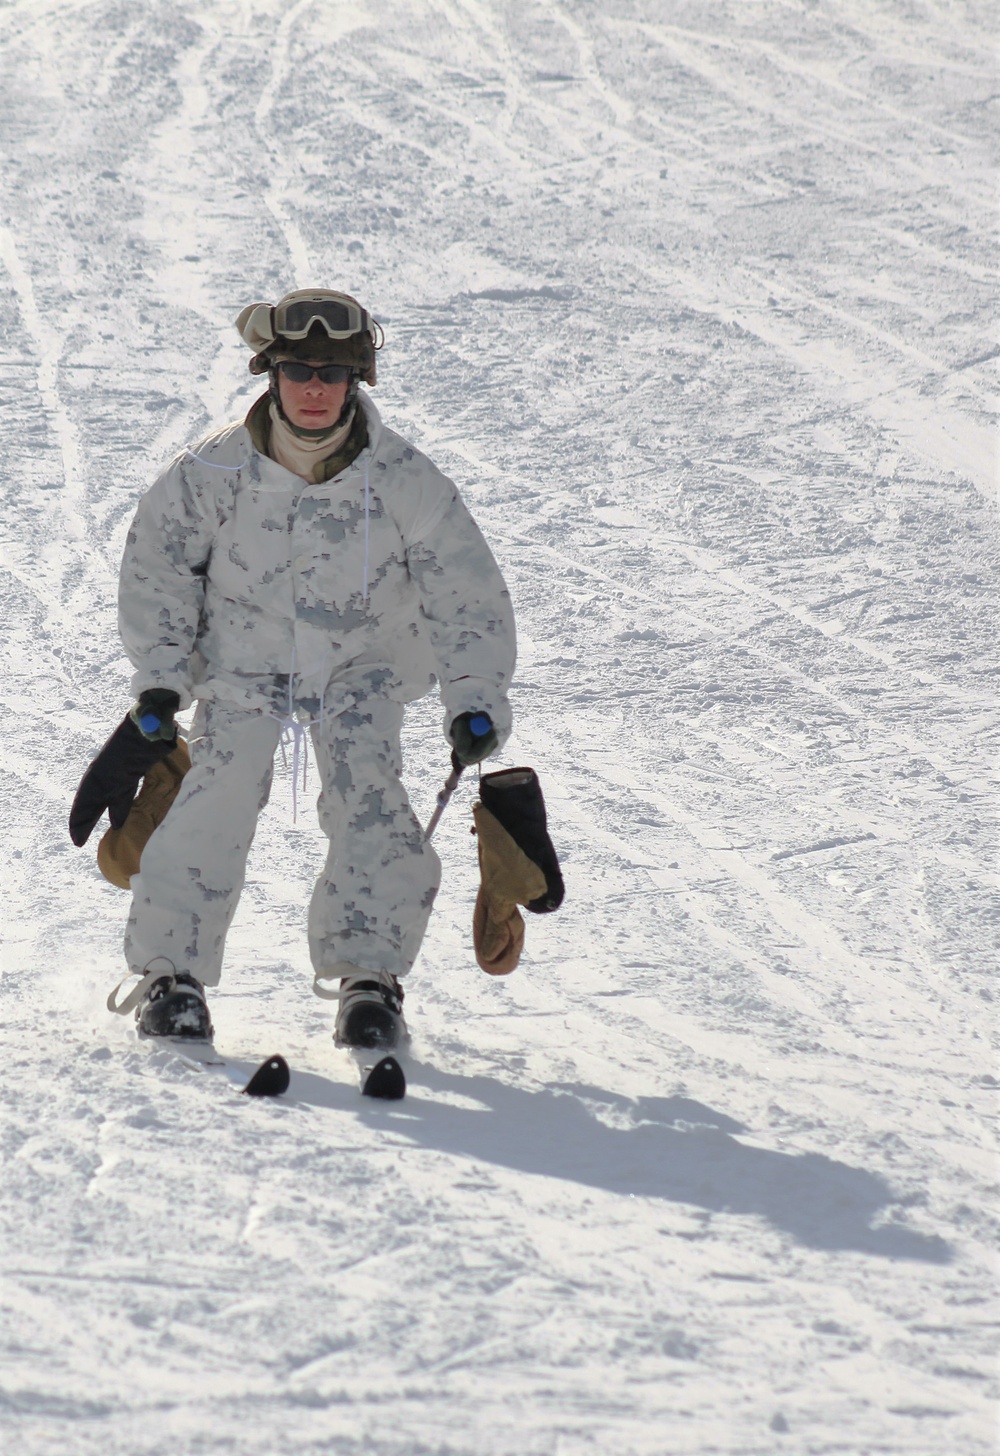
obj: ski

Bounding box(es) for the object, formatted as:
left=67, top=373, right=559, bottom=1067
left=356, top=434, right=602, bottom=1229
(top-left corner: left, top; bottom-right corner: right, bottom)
left=151, top=1032, right=398, bottom=1101
left=362, top=1054, right=406, bottom=1099
left=339, top=1045, right=407, bottom=1100
left=165, top=1040, right=291, bottom=1098
left=242, top=1054, right=291, bottom=1097
left=161, top=1037, right=400, bottom=1101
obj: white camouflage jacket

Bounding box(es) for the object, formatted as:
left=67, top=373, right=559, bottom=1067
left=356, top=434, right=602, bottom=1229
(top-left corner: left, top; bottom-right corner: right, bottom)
left=119, top=392, right=516, bottom=738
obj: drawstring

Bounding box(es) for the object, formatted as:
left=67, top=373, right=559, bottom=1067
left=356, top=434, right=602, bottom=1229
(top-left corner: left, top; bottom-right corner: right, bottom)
left=183, top=448, right=249, bottom=472
left=276, top=718, right=310, bottom=823
left=272, top=454, right=373, bottom=818
left=274, top=646, right=310, bottom=822
left=362, top=456, right=371, bottom=600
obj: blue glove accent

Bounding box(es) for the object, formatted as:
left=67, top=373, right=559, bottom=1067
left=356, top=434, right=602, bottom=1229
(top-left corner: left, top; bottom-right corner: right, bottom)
left=450, top=711, right=499, bottom=767
left=130, top=689, right=180, bottom=743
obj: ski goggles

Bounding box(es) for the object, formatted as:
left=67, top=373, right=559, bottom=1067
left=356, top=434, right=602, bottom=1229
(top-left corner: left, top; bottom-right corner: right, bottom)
left=275, top=361, right=354, bottom=385
left=274, top=292, right=371, bottom=340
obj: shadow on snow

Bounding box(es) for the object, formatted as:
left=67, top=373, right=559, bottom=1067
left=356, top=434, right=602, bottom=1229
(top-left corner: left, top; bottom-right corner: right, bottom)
left=289, top=1059, right=951, bottom=1265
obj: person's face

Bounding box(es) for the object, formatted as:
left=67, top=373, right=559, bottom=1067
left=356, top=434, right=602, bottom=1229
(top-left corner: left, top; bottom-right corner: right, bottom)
left=276, top=361, right=350, bottom=430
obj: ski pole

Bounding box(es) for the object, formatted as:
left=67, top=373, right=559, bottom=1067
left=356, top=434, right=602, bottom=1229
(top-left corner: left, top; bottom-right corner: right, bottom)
left=423, top=714, right=493, bottom=840
left=424, top=755, right=464, bottom=841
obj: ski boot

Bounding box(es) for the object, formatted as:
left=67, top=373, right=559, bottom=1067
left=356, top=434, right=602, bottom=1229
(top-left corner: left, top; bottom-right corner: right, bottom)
left=334, top=970, right=406, bottom=1051
left=136, top=969, right=214, bottom=1041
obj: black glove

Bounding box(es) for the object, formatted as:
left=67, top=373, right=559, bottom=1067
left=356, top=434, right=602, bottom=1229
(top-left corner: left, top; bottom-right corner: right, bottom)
left=450, top=711, right=498, bottom=768
left=130, top=688, right=180, bottom=742
left=69, top=692, right=180, bottom=848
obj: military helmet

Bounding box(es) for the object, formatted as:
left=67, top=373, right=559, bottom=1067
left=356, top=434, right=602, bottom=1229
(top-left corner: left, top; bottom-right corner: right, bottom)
left=235, top=289, right=381, bottom=385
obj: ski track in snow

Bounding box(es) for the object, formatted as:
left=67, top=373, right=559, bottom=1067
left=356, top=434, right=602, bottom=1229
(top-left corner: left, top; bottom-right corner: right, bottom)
left=0, top=2, right=996, bottom=1453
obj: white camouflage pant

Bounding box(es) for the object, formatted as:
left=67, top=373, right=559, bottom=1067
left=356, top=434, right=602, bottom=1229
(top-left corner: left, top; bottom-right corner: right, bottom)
left=124, top=696, right=441, bottom=987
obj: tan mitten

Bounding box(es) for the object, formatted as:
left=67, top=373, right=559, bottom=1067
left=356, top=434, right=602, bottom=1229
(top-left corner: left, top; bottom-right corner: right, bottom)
left=472, top=802, right=547, bottom=975
left=97, top=737, right=191, bottom=889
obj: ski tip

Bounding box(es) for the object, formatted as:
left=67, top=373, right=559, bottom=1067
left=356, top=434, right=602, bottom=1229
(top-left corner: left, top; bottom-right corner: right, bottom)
left=242, top=1054, right=291, bottom=1098
left=362, top=1055, right=406, bottom=1101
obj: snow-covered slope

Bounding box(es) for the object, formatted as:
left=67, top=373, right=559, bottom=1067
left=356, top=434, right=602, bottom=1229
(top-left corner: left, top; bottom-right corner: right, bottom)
left=1, top=3, right=996, bottom=1453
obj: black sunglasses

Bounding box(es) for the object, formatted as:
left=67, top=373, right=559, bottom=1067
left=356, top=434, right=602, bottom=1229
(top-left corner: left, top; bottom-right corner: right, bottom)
left=276, top=361, right=353, bottom=385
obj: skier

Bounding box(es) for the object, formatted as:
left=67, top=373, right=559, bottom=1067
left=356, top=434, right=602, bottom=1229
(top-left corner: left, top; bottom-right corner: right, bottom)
left=70, top=289, right=516, bottom=1051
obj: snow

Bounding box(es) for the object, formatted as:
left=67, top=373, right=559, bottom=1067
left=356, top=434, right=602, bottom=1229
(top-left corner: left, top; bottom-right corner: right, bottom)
left=0, top=1, right=996, bottom=1453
